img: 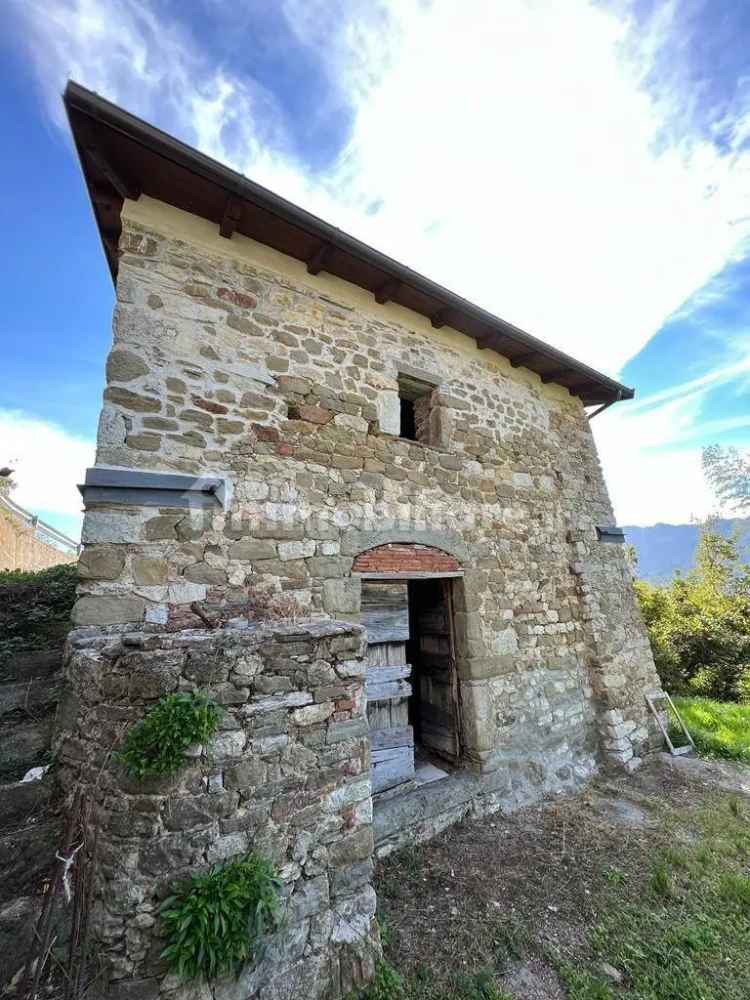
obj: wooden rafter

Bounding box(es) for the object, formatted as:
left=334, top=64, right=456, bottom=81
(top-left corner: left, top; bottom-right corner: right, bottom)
left=63, top=82, right=636, bottom=406
left=510, top=350, right=538, bottom=368
left=541, top=367, right=574, bottom=384
left=85, top=146, right=140, bottom=202
left=374, top=278, right=400, bottom=304
left=430, top=307, right=452, bottom=329
left=307, top=243, right=330, bottom=275
left=219, top=196, right=243, bottom=239
left=476, top=331, right=513, bottom=352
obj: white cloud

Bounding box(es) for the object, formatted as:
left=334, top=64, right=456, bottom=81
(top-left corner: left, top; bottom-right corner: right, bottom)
left=625, top=354, right=750, bottom=413
left=15, top=0, right=750, bottom=376
left=591, top=362, right=750, bottom=524
left=11, top=0, right=750, bottom=525
left=0, top=411, right=94, bottom=536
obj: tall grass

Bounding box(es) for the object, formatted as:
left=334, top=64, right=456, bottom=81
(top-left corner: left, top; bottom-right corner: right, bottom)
left=672, top=696, right=750, bottom=763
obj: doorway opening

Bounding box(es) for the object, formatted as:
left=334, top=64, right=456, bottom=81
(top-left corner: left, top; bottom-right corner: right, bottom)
left=407, top=578, right=461, bottom=769
left=362, top=575, right=462, bottom=796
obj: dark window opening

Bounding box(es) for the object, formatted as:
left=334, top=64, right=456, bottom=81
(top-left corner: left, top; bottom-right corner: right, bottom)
left=397, top=373, right=434, bottom=443
left=400, top=397, right=416, bottom=440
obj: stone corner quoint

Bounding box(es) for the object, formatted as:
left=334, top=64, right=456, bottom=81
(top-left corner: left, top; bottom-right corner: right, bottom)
left=59, top=83, right=665, bottom=999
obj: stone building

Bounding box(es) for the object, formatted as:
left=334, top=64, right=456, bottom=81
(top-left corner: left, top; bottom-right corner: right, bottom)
left=58, top=83, right=664, bottom=998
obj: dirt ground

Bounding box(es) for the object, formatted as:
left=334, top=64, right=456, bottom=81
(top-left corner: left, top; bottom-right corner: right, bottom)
left=375, top=752, right=750, bottom=999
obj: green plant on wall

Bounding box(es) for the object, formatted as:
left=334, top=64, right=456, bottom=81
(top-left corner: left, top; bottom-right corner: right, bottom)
left=160, top=854, right=283, bottom=979
left=117, top=691, right=222, bottom=779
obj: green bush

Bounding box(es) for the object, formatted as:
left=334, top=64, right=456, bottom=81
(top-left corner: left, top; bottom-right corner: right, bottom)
left=117, top=691, right=222, bottom=779
left=160, top=854, right=283, bottom=980
left=0, top=563, right=77, bottom=668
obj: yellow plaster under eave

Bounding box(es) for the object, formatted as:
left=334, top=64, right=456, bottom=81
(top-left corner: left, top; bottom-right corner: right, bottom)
left=122, top=195, right=577, bottom=409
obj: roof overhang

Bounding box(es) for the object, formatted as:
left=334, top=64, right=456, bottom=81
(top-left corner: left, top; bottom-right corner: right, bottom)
left=63, top=81, right=634, bottom=407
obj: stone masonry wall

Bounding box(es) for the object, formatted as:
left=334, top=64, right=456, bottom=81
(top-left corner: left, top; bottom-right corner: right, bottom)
left=58, top=619, right=379, bottom=1000
left=74, top=195, right=663, bottom=794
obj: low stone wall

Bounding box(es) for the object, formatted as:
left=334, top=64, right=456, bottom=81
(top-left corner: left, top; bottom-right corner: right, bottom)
left=374, top=747, right=596, bottom=857
left=58, top=620, right=380, bottom=1000
left=0, top=650, right=64, bottom=988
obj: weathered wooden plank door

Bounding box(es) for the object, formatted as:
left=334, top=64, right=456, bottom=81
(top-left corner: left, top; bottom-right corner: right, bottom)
left=411, top=579, right=461, bottom=761
left=361, top=581, right=415, bottom=794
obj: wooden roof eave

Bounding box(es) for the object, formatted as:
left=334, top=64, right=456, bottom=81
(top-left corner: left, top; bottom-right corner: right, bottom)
left=63, top=81, right=634, bottom=407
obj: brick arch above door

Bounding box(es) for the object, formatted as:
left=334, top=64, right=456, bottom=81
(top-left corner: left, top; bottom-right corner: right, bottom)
left=344, top=527, right=470, bottom=565
left=352, top=543, right=460, bottom=574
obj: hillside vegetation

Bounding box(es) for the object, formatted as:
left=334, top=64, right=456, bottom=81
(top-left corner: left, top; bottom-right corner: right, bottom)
left=625, top=517, right=750, bottom=583
left=635, top=524, right=750, bottom=703
left=0, top=563, right=77, bottom=671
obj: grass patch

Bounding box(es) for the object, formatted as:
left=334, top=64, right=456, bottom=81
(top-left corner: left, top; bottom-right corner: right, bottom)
left=374, top=759, right=750, bottom=1000
left=355, top=961, right=513, bottom=1000
left=557, top=797, right=750, bottom=1000
left=672, top=695, right=750, bottom=762
left=603, top=866, right=626, bottom=886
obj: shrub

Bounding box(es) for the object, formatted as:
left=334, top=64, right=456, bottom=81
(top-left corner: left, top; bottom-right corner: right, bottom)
left=0, top=563, right=77, bottom=668
left=117, top=691, right=222, bottom=779
left=160, top=854, right=283, bottom=980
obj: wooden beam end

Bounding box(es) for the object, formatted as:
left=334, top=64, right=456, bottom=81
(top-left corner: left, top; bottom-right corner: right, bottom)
left=374, top=278, right=400, bottom=305
left=307, top=243, right=330, bottom=275
left=219, top=196, right=242, bottom=239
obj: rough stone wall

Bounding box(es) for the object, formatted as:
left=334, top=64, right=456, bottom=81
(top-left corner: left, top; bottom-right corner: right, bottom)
left=0, top=649, right=63, bottom=988
left=58, top=619, right=379, bottom=1000
left=74, top=195, right=662, bottom=790
left=570, top=528, right=661, bottom=768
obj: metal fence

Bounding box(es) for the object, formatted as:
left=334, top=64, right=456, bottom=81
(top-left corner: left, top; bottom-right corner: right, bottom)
left=0, top=493, right=81, bottom=556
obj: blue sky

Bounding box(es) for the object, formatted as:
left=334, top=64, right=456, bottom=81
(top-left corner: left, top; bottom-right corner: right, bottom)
left=1, top=0, right=748, bottom=537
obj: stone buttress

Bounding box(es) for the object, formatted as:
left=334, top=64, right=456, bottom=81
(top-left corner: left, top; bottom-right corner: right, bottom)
left=59, top=620, right=379, bottom=1000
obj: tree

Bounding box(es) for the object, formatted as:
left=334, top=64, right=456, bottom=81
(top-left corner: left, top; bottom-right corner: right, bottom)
left=702, top=445, right=750, bottom=512
left=635, top=520, right=750, bottom=701
left=0, top=468, right=15, bottom=497
left=624, top=543, right=639, bottom=574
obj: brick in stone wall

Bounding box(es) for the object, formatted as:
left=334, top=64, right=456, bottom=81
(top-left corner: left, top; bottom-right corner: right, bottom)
left=352, top=544, right=460, bottom=574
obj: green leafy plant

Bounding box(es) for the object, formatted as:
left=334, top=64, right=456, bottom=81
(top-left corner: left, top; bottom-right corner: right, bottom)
left=355, top=961, right=406, bottom=1000
left=603, top=866, right=626, bottom=886
left=160, top=854, right=283, bottom=980
left=117, top=691, right=222, bottom=779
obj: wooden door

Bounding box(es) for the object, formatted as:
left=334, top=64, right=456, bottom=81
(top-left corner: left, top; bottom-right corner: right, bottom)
left=410, top=579, right=461, bottom=761
left=361, top=581, right=415, bottom=794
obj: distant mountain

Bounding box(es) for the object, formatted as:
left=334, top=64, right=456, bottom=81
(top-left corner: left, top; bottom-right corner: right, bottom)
left=622, top=518, right=750, bottom=583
